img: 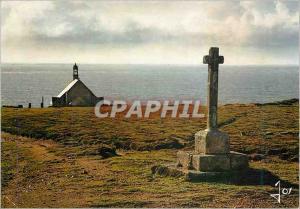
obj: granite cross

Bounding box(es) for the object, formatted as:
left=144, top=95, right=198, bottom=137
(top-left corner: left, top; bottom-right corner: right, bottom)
left=203, top=47, right=224, bottom=131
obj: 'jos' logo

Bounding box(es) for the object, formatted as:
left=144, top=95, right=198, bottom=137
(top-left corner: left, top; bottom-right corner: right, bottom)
left=270, top=181, right=292, bottom=203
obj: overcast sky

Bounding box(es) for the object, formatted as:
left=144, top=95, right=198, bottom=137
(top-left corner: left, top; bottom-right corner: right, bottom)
left=1, top=0, right=299, bottom=65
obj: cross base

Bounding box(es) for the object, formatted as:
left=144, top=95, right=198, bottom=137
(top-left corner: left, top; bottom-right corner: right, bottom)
left=151, top=150, right=248, bottom=182
left=152, top=163, right=249, bottom=182
left=176, top=151, right=248, bottom=172
left=195, top=129, right=230, bottom=154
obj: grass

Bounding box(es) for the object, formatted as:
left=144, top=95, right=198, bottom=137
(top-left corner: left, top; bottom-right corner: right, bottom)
left=1, top=100, right=299, bottom=207
left=1, top=141, right=24, bottom=188
left=2, top=133, right=298, bottom=207
left=2, top=101, right=299, bottom=155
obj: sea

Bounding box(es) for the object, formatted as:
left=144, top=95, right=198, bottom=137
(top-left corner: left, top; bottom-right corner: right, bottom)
left=1, top=64, right=299, bottom=107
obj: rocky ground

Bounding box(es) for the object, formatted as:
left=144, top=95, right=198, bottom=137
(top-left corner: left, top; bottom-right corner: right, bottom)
left=1, top=99, right=299, bottom=207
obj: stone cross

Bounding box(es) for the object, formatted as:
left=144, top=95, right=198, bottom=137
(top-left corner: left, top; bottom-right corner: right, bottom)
left=203, top=47, right=224, bottom=131
left=173, top=47, right=248, bottom=177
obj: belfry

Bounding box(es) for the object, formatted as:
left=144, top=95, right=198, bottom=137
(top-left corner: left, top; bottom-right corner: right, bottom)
left=73, top=63, right=79, bottom=80
left=52, top=63, right=103, bottom=107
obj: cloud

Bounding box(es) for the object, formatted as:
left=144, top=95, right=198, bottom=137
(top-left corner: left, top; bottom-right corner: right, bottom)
left=1, top=0, right=298, bottom=64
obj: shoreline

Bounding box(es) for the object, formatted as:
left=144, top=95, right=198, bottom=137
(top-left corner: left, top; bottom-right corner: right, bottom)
left=2, top=98, right=299, bottom=109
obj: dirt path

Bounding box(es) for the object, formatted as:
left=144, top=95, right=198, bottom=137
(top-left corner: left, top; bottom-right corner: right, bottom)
left=1, top=133, right=102, bottom=207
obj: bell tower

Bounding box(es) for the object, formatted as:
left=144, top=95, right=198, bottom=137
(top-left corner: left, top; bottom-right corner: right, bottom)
left=73, top=63, right=79, bottom=80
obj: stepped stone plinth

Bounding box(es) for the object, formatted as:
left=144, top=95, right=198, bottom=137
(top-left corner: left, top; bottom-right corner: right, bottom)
left=177, top=150, right=248, bottom=172
left=176, top=128, right=248, bottom=174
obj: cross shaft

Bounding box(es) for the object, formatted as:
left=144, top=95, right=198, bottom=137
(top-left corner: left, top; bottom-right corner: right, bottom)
left=203, top=47, right=224, bottom=130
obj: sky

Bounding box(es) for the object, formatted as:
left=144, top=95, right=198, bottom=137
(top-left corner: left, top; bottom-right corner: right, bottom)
left=1, top=0, right=299, bottom=65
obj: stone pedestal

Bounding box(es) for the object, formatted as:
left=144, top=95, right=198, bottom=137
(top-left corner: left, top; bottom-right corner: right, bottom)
left=177, top=150, right=248, bottom=172
left=174, top=129, right=248, bottom=180
left=195, top=129, right=230, bottom=154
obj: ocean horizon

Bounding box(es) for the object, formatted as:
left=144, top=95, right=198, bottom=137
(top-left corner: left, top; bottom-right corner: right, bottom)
left=1, top=63, right=299, bottom=107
